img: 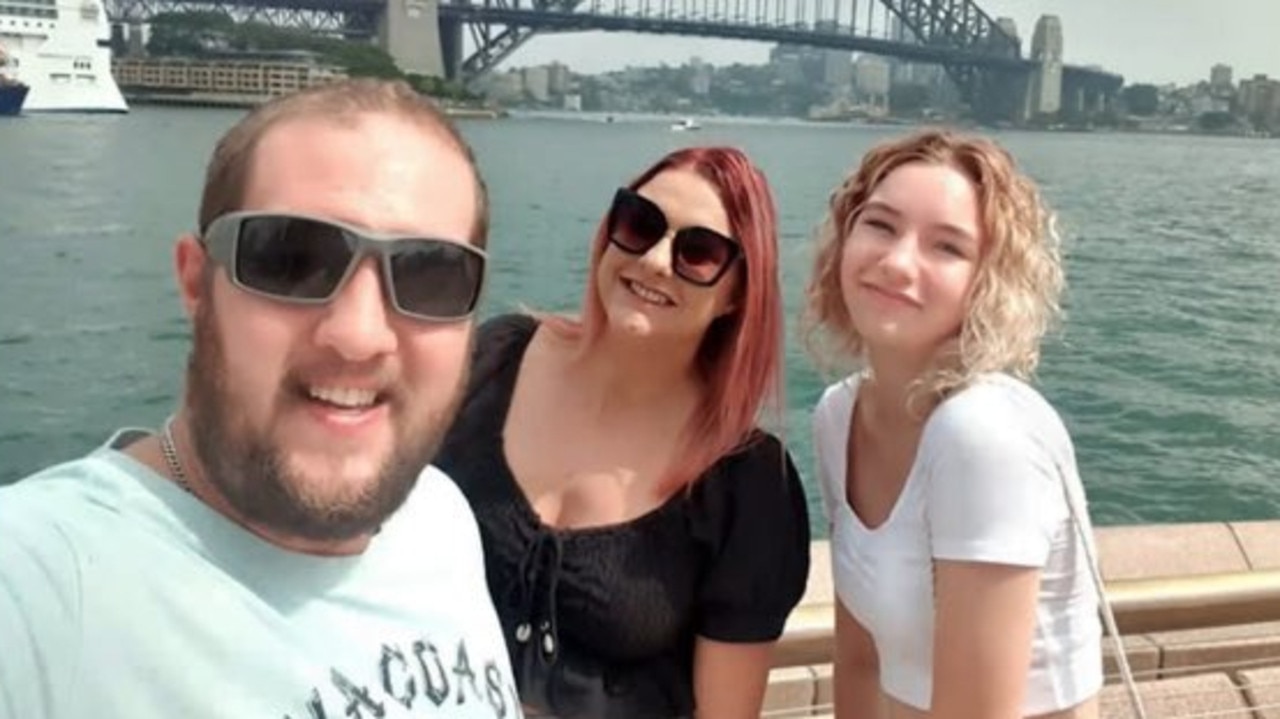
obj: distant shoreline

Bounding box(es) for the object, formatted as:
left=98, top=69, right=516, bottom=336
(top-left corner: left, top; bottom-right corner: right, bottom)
left=121, top=91, right=505, bottom=119
left=504, top=108, right=1276, bottom=140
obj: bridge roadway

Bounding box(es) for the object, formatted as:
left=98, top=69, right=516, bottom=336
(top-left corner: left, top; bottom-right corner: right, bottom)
left=435, top=5, right=1029, bottom=69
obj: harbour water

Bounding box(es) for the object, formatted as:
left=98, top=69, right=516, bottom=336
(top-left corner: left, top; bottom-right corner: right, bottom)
left=1, top=107, right=1278, bottom=530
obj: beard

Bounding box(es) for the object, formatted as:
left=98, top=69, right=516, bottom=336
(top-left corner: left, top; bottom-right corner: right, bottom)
left=183, top=295, right=466, bottom=543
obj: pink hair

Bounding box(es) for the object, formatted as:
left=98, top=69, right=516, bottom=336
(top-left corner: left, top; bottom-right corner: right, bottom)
left=543, top=146, right=784, bottom=494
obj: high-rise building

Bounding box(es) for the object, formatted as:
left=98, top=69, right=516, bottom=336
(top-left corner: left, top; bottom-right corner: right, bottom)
left=689, top=56, right=713, bottom=96
left=547, top=62, right=572, bottom=96
left=854, top=54, right=890, bottom=105
left=476, top=69, right=524, bottom=104
left=1209, top=63, right=1234, bottom=98
left=1210, top=64, right=1233, bottom=88
left=522, top=65, right=550, bottom=103
left=768, top=44, right=807, bottom=85
left=1027, top=14, right=1063, bottom=116
left=1240, top=74, right=1280, bottom=130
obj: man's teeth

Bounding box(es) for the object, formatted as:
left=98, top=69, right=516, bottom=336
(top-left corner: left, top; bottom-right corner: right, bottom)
left=627, top=280, right=672, bottom=305
left=309, top=387, right=378, bottom=409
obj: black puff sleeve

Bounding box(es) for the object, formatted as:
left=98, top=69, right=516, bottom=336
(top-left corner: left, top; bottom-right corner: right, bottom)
left=469, top=313, right=538, bottom=388
left=690, top=433, right=812, bottom=642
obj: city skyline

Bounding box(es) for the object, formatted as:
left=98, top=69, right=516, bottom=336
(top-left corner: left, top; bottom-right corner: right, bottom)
left=498, top=0, right=1279, bottom=87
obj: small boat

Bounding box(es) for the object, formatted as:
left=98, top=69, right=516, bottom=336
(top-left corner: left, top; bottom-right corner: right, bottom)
left=0, top=75, right=29, bottom=116
left=670, top=117, right=702, bottom=132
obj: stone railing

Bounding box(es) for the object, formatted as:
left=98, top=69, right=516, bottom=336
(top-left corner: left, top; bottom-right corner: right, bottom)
left=762, top=521, right=1280, bottom=718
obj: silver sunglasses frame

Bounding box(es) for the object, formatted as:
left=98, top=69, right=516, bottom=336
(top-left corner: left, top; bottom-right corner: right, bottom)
left=200, top=211, right=487, bottom=322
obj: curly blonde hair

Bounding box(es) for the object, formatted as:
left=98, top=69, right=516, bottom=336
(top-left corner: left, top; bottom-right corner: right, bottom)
left=804, top=128, right=1064, bottom=402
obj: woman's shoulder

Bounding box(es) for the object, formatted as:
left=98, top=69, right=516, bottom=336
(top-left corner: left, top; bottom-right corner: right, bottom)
left=469, top=312, right=539, bottom=376
left=477, top=312, right=538, bottom=345
left=722, top=429, right=790, bottom=473
left=925, top=373, right=1072, bottom=455
left=813, top=374, right=861, bottom=422
left=933, top=373, right=1059, bottom=425
left=698, top=430, right=809, bottom=512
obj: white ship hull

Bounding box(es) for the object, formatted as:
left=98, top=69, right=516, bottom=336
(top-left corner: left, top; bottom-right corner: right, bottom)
left=0, top=0, right=127, bottom=113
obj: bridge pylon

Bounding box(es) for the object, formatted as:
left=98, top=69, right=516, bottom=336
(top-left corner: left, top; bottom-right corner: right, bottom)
left=439, top=15, right=463, bottom=80
left=376, top=0, right=447, bottom=77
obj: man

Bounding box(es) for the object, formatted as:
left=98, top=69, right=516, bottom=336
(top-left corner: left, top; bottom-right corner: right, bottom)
left=0, top=79, right=521, bottom=719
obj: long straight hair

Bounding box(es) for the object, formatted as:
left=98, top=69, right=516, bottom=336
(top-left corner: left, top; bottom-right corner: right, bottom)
left=544, top=147, right=785, bottom=493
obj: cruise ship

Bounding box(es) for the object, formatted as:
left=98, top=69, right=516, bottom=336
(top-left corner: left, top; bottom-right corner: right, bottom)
left=0, top=0, right=126, bottom=113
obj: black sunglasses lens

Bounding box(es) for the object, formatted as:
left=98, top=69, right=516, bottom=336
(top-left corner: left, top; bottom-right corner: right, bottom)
left=389, top=242, right=485, bottom=319
left=675, top=229, right=735, bottom=284
left=610, top=192, right=666, bottom=255
left=235, top=217, right=353, bottom=300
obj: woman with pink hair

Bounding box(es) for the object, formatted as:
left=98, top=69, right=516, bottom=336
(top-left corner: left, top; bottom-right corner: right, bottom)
left=437, top=146, right=811, bottom=719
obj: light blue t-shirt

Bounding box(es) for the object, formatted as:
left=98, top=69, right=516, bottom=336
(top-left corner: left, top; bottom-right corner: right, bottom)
left=0, top=430, right=523, bottom=719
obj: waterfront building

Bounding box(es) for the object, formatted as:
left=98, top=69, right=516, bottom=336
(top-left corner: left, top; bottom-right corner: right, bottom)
left=1239, top=74, right=1280, bottom=132
left=522, top=65, right=550, bottom=103
left=111, top=52, right=345, bottom=100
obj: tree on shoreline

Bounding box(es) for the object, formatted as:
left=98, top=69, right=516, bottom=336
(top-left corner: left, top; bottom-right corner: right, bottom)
left=145, top=11, right=477, bottom=102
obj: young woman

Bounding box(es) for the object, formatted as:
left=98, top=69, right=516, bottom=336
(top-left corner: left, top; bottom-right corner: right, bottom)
left=806, top=130, right=1102, bottom=719
left=436, top=146, right=811, bottom=718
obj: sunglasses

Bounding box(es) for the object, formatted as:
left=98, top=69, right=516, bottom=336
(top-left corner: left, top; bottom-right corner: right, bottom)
left=200, top=212, right=486, bottom=322
left=606, top=188, right=741, bottom=287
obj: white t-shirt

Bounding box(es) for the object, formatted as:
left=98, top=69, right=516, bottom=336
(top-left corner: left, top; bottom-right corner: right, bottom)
left=812, top=373, right=1102, bottom=715
left=0, top=430, right=522, bottom=719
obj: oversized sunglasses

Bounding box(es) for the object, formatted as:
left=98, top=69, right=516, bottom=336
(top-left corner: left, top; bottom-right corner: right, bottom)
left=606, top=188, right=741, bottom=287
left=200, top=212, right=486, bottom=322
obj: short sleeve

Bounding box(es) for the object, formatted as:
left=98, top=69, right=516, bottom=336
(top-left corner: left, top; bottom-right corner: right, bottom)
left=811, top=380, right=855, bottom=530
left=470, top=313, right=538, bottom=387
left=0, top=498, right=82, bottom=718
left=923, top=392, right=1067, bottom=568
left=693, top=434, right=812, bottom=642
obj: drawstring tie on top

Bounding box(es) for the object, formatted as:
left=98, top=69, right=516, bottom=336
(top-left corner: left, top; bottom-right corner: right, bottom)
left=510, top=527, right=566, bottom=664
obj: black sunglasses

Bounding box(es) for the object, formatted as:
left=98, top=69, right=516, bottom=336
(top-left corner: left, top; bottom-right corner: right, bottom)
left=201, top=212, right=486, bottom=322
left=606, top=188, right=741, bottom=287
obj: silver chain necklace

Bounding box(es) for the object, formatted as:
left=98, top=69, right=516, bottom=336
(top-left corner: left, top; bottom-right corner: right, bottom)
left=160, top=416, right=194, bottom=495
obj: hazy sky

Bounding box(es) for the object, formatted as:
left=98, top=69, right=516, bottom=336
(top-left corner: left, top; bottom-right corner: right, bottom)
left=500, top=0, right=1279, bottom=85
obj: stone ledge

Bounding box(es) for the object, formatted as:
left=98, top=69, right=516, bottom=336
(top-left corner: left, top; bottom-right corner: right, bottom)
left=1099, top=672, right=1248, bottom=718
left=1096, top=522, right=1250, bottom=581
left=768, top=522, right=1280, bottom=716
left=1237, top=665, right=1280, bottom=719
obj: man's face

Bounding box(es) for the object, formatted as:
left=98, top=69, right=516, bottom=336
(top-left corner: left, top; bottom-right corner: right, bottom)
left=180, top=113, right=480, bottom=547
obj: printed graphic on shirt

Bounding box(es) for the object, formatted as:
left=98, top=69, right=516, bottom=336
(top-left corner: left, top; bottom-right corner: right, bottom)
left=286, top=636, right=521, bottom=718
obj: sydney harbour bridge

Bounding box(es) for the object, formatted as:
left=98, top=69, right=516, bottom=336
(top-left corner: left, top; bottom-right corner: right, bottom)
left=101, top=0, right=1124, bottom=121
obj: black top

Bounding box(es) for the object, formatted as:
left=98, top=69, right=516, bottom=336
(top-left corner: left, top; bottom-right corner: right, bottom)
left=436, top=314, right=811, bottom=719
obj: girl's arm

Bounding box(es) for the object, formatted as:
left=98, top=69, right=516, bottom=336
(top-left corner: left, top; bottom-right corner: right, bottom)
left=930, top=559, right=1042, bottom=719
left=835, top=599, right=885, bottom=719
left=692, top=636, right=775, bottom=719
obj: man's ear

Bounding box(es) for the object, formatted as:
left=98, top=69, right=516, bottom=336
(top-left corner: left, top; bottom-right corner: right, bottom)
left=174, top=234, right=206, bottom=320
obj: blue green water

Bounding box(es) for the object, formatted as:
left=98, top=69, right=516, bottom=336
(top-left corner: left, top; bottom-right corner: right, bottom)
left=2, top=108, right=1278, bottom=530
